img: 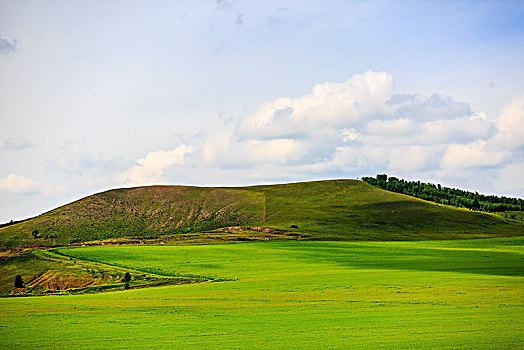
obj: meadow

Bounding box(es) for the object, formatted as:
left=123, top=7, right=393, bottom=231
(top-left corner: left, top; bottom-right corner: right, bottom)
left=1, top=238, right=522, bottom=349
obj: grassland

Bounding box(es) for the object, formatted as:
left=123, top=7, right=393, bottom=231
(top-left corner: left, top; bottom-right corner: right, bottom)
left=1, top=179, right=522, bottom=347
left=1, top=238, right=522, bottom=349
left=1, top=180, right=523, bottom=247
left=0, top=248, right=201, bottom=297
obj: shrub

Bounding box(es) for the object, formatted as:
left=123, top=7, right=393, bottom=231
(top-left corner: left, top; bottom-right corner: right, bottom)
left=123, top=272, right=131, bottom=283
left=14, top=275, right=24, bottom=288
left=31, top=229, right=39, bottom=238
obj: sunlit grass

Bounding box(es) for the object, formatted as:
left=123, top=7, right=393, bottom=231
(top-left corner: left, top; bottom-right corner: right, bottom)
left=1, top=238, right=522, bottom=349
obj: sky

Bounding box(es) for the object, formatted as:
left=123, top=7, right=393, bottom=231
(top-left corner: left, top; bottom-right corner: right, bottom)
left=1, top=0, right=524, bottom=223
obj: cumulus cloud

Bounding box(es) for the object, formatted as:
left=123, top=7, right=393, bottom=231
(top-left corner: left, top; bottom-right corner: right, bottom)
left=1, top=137, right=38, bottom=151
left=207, top=71, right=478, bottom=174
left=0, top=35, right=17, bottom=54
left=116, top=145, right=193, bottom=185
left=189, top=71, right=523, bottom=194
left=441, top=140, right=509, bottom=169
left=366, top=118, right=414, bottom=135
left=494, top=162, right=524, bottom=196
left=237, top=70, right=394, bottom=140
left=0, top=174, right=41, bottom=195
left=392, top=93, right=471, bottom=121
left=492, top=95, right=524, bottom=150
left=390, top=145, right=444, bottom=173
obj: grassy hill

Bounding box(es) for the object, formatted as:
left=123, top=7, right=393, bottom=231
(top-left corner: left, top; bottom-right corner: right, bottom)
left=0, top=186, right=265, bottom=247
left=1, top=180, right=523, bottom=247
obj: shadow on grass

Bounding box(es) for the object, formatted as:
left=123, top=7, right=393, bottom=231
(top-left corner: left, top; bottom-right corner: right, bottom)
left=272, top=240, right=524, bottom=277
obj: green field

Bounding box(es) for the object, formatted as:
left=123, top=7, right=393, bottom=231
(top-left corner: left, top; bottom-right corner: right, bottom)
left=1, top=238, right=522, bottom=349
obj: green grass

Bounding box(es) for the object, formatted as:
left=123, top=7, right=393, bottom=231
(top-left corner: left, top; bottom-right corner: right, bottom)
left=1, top=180, right=523, bottom=247
left=0, top=251, right=65, bottom=295
left=0, top=249, right=200, bottom=297
left=0, top=186, right=265, bottom=247
left=1, top=238, right=522, bottom=349
left=252, top=180, right=524, bottom=240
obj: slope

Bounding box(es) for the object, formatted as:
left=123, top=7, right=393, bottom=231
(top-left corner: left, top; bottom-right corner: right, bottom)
left=252, top=180, right=524, bottom=240
left=0, top=186, right=265, bottom=247
left=1, top=180, right=522, bottom=247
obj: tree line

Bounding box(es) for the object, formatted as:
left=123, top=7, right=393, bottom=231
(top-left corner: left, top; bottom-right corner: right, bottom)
left=362, top=174, right=524, bottom=213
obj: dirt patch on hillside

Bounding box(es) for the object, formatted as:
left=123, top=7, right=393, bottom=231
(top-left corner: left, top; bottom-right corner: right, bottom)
left=216, top=226, right=307, bottom=238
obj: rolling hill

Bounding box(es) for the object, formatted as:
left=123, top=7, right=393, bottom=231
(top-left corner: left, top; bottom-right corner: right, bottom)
left=1, top=179, right=523, bottom=247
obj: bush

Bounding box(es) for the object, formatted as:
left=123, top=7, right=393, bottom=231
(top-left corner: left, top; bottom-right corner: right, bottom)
left=123, top=272, right=131, bottom=283
left=31, top=229, right=39, bottom=238
left=14, top=275, right=24, bottom=288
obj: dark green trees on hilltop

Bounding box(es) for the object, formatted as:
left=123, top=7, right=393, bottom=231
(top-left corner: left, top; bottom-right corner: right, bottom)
left=362, top=174, right=524, bottom=213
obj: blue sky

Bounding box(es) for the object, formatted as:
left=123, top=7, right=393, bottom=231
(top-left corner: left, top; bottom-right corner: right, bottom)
left=1, top=1, right=524, bottom=222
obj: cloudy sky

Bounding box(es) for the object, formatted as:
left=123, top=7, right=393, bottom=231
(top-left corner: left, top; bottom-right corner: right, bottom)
left=1, top=1, right=524, bottom=222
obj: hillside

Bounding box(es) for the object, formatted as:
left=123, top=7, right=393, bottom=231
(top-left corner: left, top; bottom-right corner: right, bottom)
left=0, top=186, right=265, bottom=247
left=1, top=180, right=523, bottom=247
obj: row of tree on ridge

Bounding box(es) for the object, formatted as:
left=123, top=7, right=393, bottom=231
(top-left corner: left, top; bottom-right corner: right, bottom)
left=362, top=174, right=523, bottom=213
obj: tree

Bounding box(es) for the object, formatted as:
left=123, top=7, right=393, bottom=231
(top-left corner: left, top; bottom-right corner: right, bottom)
left=14, top=275, right=24, bottom=288
left=376, top=174, right=388, bottom=182
left=123, top=272, right=131, bottom=283
left=31, top=229, right=39, bottom=238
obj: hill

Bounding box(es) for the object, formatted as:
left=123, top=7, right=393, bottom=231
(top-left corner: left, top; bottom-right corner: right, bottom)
left=1, top=180, right=523, bottom=247
left=0, top=186, right=265, bottom=247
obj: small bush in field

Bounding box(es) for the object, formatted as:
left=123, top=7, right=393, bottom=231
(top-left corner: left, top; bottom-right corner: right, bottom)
left=14, top=275, right=24, bottom=288
left=123, top=272, right=131, bottom=282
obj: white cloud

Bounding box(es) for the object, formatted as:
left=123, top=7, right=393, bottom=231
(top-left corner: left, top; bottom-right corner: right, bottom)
left=393, top=93, right=471, bottom=121
left=191, top=73, right=523, bottom=196
left=116, top=145, right=193, bottom=185
left=202, top=128, right=307, bottom=168
left=341, top=128, right=361, bottom=142
left=390, top=145, right=443, bottom=172
left=366, top=118, right=413, bottom=135
left=492, top=95, right=524, bottom=150
left=494, top=161, right=524, bottom=196
left=237, top=70, right=394, bottom=140
left=0, top=174, right=41, bottom=195
left=199, top=71, right=485, bottom=178
left=441, top=140, right=509, bottom=169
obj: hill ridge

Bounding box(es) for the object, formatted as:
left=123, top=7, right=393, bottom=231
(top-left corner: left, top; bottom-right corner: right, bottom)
left=1, top=179, right=523, bottom=247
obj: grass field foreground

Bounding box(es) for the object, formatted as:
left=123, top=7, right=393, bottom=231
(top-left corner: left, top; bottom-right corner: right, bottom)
left=1, top=238, right=522, bottom=349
